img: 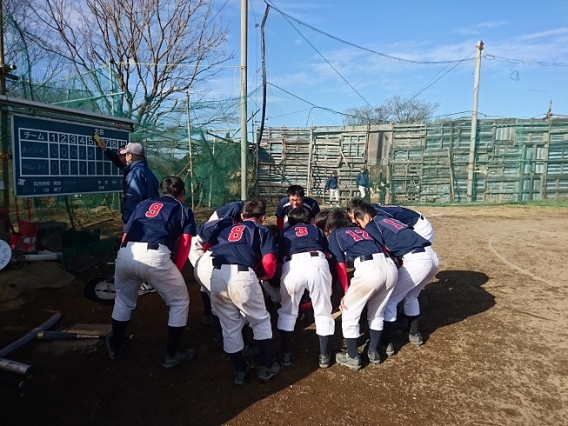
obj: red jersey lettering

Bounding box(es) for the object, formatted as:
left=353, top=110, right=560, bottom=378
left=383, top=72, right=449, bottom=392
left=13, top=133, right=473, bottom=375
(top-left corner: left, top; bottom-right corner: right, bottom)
left=228, top=225, right=245, bottom=242
left=145, top=203, right=164, bottom=218
left=345, top=228, right=372, bottom=241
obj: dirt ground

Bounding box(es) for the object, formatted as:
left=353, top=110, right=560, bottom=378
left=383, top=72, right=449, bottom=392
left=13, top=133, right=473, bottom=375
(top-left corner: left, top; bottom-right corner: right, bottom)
left=1, top=205, right=567, bottom=426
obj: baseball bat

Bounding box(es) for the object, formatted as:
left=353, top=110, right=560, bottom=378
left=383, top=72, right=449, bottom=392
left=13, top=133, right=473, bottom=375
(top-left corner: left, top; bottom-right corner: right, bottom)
left=36, top=331, right=105, bottom=341
left=0, top=358, right=33, bottom=377
left=36, top=331, right=134, bottom=341
left=0, top=372, right=26, bottom=390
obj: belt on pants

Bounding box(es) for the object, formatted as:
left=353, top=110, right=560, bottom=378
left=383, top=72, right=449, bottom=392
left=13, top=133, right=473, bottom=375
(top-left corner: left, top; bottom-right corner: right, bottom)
left=284, top=250, right=320, bottom=263
left=355, top=253, right=386, bottom=264
left=213, top=264, right=249, bottom=272
left=121, top=241, right=160, bottom=250
left=404, top=246, right=426, bottom=256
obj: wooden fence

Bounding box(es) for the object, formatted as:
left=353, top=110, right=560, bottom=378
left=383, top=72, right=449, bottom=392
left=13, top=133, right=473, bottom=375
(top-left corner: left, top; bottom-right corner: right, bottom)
left=257, top=118, right=568, bottom=205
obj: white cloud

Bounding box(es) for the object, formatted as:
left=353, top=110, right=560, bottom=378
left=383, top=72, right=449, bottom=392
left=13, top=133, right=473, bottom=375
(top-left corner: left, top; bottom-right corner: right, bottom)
left=454, top=20, right=509, bottom=35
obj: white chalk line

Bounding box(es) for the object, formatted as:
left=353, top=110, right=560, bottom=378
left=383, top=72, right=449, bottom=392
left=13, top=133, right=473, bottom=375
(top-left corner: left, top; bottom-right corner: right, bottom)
left=488, top=236, right=560, bottom=288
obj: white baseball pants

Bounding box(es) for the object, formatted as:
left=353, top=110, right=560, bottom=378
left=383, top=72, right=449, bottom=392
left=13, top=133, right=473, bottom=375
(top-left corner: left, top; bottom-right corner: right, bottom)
left=210, top=265, right=272, bottom=353
left=112, top=242, right=190, bottom=327
left=412, top=215, right=436, bottom=243
left=384, top=246, right=440, bottom=321
left=277, top=251, right=334, bottom=336
left=341, top=253, right=398, bottom=338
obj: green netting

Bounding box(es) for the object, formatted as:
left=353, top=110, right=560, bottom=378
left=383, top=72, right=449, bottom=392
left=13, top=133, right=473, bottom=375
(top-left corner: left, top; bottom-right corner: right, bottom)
left=1, top=12, right=256, bottom=227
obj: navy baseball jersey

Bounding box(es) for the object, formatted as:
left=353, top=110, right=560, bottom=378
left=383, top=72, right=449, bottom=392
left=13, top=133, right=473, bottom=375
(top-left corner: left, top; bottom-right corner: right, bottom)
left=328, top=226, right=386, bottom=265
left=275, top=196, right=321, bottom=219
left=211, top=220, right=276, bottom=268
left=376, top=205, right=421, bottom=227
left=277, top=223, right=329, bottom=260
left=198, top=217, right=235, bottom=245
left=215, top=201, right=245, bottom=221
left=364, top=216, right=430, bottom=258
left=124, top=196, right=196, bottom=251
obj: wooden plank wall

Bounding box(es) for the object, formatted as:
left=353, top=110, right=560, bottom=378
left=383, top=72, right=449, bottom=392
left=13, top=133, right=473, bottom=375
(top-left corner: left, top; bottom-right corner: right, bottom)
left=257, top=119, right=568, bottom=205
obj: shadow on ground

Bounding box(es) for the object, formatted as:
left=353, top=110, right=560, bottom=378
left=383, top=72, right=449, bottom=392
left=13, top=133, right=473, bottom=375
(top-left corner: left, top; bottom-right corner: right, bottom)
left=419, top=269, right=493, bottom=341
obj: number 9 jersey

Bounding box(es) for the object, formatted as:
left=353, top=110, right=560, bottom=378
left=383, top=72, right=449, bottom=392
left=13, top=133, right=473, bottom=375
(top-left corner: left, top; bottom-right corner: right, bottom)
left=124, top=195, right=196, bottom=251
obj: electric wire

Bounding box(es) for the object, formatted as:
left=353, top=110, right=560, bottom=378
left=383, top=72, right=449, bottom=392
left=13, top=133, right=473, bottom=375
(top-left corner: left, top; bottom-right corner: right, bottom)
left=275, top=7, right=374, bottom=108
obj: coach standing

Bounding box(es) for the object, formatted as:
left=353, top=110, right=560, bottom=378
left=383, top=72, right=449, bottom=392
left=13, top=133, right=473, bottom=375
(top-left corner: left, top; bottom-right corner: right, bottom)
left=119, top=143, right=160, bottom=225
left=97, top=140, right=160, bottom=295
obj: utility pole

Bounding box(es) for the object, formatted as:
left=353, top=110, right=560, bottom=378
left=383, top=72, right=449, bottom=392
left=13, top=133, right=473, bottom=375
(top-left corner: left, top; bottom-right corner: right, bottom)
left=240, top=0, right=248, bottom=200
left=186, top=91, right=194, bottom=210
left=467, top=40, right=484, bottom=202
left=0, top=1, right=10, bottom=209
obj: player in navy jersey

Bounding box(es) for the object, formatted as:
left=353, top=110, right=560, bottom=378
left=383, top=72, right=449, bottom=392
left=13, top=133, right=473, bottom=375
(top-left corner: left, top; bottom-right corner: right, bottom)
left=193, top=217, right=236, bottom=292
left=209, top=198, right=281, bottom=385
left=350, top=202, right=439, bottom=355
left=276, top=207, right=335, bottom=369
left=326, top=209, right=398, bottom=370
left=107, top=176, right=197, bottom=369
left=348, top=199, right=435, bottom=243
left=209, top=200, right=245, bottom=222
left=377, top=204, right=435, bottom=243
left=275, top=185, right=320, bottom=230
left=192, top=217, right=236, bottom=332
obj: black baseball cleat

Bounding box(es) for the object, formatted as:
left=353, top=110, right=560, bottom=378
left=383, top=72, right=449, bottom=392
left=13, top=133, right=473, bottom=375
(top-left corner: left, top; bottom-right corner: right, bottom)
left=105, top=333, right=122, bottom=360
left=162, top=348, right=196, bottom=369
left=279, top=352, right=292, bottom=367
left=258, top=362, right=280, bottom=382
left=234, top=361, right=251, bottom=386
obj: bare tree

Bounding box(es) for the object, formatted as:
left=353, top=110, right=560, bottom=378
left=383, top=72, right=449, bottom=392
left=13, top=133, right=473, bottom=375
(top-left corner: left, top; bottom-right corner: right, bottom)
left=23, top=0, right=232, bottom=131
left=344, top=105, right=390, bottom=126
left=344, top=96, right=438, bottom=125
left=3, top=0, right=69, bottom=99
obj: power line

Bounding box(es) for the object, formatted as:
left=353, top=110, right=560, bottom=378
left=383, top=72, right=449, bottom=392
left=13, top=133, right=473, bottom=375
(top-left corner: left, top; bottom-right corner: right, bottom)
left=406, top=50, right=476, bottom=104
left=483, top=51, right=568, bottom=67
left=265, top=2, right=568, bottom=68
left=267, top=82, right=349, bottom=118
left=265, top=1, right=475, bottom=65
left=275, top=6, right=373, bottom=108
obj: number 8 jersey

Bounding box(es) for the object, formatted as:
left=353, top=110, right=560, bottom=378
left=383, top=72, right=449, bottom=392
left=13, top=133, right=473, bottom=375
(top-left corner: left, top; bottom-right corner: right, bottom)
left=211, top=220, right=276, bottom=269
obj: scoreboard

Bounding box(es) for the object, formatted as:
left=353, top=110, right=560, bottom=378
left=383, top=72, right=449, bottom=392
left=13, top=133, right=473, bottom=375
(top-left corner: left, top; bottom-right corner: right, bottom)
left=12, top=114, right=128, bottom=197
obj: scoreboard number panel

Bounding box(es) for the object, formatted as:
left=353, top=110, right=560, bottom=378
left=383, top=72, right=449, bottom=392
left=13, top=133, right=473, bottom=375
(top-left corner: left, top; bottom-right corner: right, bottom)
left=12, top=115, right=128, bottom=197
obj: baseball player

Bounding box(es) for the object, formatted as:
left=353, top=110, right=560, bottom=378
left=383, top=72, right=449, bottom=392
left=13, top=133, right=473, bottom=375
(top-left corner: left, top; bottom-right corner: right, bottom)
left=276, top=207, right=335, bottom=369
left=208, top=200, right=245, bottom=222
left=348, top=198, right=434, bottom=243
left=190, top=202, right=245, bottom=325
left=106, top=176, right=196, bottom=369
left=209, top=198, right=281, bottom=385
left=350, top=202, right=440, bottom=355
left=192, top=216, right=236, bottom=335
left=275, top=185, right=320, bottom=230
left=377, top=204, right=435, bottom=243
left=326, top=209, right=398, bottom=370
left=348, top=199, right=435, bottom=243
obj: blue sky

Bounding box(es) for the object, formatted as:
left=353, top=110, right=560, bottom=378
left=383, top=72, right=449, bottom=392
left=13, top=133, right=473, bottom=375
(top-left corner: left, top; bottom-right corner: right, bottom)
left=211, top=0, right=568, bottom=128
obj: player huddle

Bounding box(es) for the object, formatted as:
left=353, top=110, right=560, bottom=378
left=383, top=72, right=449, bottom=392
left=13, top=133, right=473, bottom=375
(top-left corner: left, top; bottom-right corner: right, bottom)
left=107, top=179, right=439, bottom=386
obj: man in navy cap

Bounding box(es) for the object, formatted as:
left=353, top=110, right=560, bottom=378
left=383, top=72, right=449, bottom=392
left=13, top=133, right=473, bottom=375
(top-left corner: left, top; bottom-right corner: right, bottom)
left=119, top=143, right=160, bottom=226
left=98, top=140, right=160, bottom=296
